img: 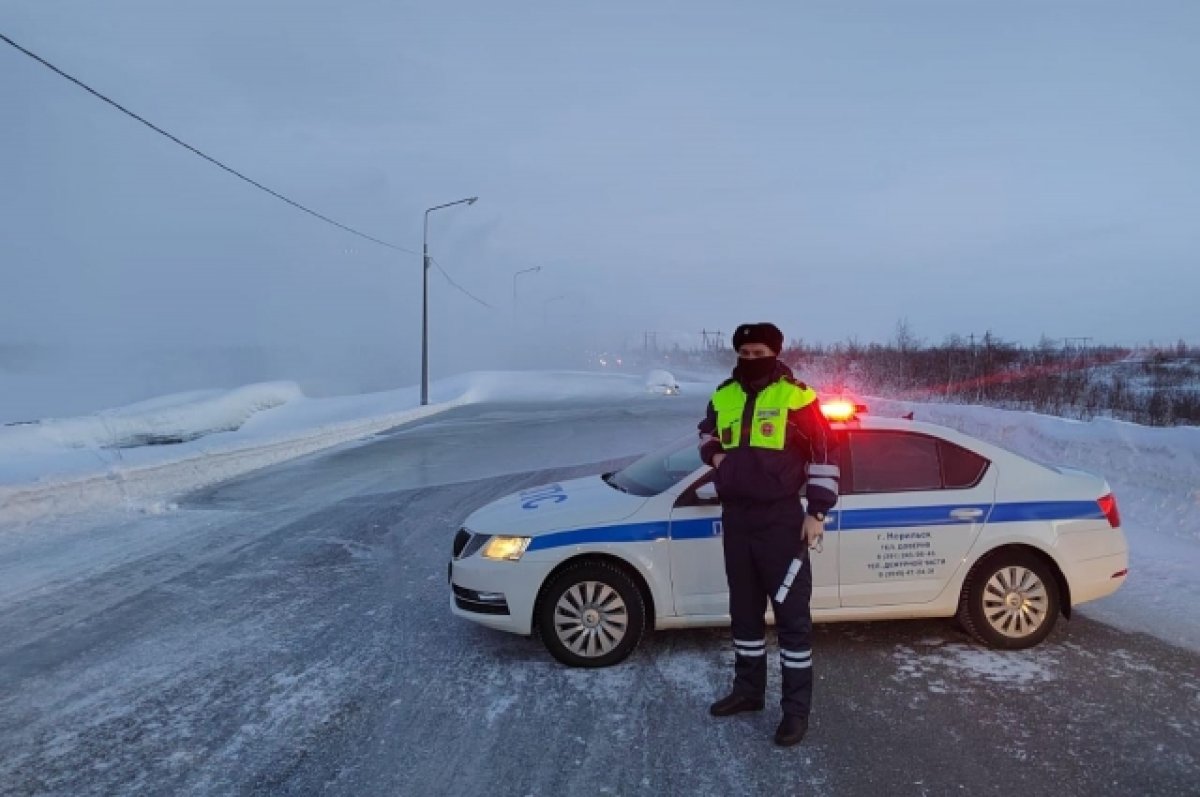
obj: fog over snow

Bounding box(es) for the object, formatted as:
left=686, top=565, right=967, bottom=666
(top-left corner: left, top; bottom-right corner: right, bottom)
left=1, top=373, right=1197, bottom=654
left=3, top=1, right=1199, bottom=421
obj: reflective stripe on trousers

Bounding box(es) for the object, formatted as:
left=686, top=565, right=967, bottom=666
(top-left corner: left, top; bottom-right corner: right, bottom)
left=734, top=638, right=766, bottom=658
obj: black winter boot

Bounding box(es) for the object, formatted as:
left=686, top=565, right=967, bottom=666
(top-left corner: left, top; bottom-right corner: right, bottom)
left=774, top=714, right=808, bottom=746
left=708, top=692, right=765, bottom=717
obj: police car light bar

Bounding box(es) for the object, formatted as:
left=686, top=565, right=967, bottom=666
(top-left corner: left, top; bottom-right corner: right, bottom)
left=820, top=398, right=866, bottom=422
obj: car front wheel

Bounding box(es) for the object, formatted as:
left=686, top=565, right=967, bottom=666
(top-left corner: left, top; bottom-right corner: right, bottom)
left=958, top=551, right=1061, bottom=650
left=537, top=560, right=646, bottom=667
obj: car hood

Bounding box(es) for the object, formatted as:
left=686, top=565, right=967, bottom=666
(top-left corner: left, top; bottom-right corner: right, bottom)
left=463, top=474, right=649, bottom=537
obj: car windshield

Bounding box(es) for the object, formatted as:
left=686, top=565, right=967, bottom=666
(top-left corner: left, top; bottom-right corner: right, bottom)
left=605, top=434, right=704, bottom=497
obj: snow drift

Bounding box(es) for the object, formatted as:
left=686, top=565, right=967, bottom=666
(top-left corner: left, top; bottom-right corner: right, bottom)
left=0, top=371, right=705, bottom=522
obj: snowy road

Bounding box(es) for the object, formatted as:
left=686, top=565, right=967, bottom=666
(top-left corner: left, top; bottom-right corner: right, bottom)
left=2, top=399, right=1198, bottom=796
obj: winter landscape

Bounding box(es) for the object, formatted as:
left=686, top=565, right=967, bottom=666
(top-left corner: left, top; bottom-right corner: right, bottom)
left=3, top=2, right=1199, bottom=796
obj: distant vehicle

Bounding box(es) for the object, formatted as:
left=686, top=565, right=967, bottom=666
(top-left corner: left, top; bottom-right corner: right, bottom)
left=449, top=402, right=1128, bottom=667
left=644, top=369, right=680, bottom=396
left=595, top=353, right=624, bottom=368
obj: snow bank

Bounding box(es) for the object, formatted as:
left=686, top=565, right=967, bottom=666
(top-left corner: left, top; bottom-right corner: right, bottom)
left=0, top=382, right=304, bottom=452
left=0, top=371, right=657, bottom=523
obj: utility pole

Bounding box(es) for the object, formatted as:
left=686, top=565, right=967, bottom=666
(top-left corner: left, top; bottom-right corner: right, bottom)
left=1064, top=336, right=1093, bottom=350
left=1063, top=336, right=1094, bottom=368
left=701, top=329, right=724, bottom=351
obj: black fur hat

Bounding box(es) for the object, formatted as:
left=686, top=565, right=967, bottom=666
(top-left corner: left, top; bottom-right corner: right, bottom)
left=731, top=322, right=784, bottom=355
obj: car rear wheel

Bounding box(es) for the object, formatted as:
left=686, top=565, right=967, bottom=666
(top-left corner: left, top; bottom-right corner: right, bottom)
left=537, top=561, right=646, bottom=667
left=958, top=551, right=1060, bottom=650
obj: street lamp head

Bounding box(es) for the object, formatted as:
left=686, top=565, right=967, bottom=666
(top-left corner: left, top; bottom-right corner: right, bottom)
left=467, top=196, right=479, bottom=205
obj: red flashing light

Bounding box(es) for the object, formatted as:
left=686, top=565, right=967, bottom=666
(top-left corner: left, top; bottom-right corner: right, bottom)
left=1111, top=569, right=1128, bottom=579
left=820, top=398, right=865, bottom=422
left=1097, top=493, right=1121, bottom=528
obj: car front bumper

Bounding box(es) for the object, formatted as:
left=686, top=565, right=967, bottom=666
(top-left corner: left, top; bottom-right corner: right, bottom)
left=449, top=554, right=557, bottom=636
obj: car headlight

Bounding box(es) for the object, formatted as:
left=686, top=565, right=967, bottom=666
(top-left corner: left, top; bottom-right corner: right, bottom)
left=481, top=536, right=532, bottom=561
left=459, top=532, right=491, bottom=559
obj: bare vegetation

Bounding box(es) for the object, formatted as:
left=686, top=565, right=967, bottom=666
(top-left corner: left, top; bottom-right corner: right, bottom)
left=668, top=327, right=1200, bottom=427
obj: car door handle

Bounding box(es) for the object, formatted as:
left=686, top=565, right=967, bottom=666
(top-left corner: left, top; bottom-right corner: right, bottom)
left=950, top=508, right=984, bottom=521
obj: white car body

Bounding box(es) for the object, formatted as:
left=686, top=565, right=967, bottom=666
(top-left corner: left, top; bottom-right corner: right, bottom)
left=449, top=415, right=1127, bottom=646
left=644, top=369, right=681, bottom=396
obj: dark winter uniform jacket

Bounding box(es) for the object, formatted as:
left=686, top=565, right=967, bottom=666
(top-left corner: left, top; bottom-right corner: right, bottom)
left=697, top=361, right=839, bottom=515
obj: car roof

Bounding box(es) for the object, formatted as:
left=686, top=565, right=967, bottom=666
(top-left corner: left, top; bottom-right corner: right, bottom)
left=834, top=414, right=951, bottom=435
left=833, top=413, right=984, bottom=445
left=833, top=414, right=1051, bottom=473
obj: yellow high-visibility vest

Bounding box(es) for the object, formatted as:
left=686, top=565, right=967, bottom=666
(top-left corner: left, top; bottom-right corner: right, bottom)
left=712, top=379, right=818, bottom=450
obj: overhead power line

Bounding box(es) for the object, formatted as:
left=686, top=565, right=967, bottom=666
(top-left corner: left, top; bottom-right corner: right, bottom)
left=0, top=31, right=415, bottom=254
left=432, top=258, right=492, bottom=307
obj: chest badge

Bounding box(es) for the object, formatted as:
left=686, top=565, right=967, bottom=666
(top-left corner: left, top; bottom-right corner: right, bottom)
left=761, top=422, right=776, bottom=437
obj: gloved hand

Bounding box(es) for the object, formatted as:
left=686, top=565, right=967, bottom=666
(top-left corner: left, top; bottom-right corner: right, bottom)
left=803, top=514, right=825, bottom=550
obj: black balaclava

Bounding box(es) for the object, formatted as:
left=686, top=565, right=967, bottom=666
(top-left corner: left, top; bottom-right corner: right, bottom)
left=734, top=354, right=778, bottom=384
left=731, top=322, right=784, bottom=385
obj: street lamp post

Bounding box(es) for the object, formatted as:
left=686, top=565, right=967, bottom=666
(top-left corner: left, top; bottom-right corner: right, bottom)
left=543, top=294, right=567, bottom=326
left=422, top=196, right=478, bottom=406
left=512, top=266, right=542, bottom=305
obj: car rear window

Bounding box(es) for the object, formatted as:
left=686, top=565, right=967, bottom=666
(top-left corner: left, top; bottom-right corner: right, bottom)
left=939, top=440, right=989, bottom=488
left=845, top=431, right=990, bottom=493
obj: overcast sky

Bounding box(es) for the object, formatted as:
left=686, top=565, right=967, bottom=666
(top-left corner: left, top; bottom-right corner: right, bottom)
left=2, top=1, right=1198, bottom=414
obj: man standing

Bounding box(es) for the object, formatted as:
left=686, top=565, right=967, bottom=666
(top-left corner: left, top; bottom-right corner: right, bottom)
left=698, top=322, right=840, bottom=746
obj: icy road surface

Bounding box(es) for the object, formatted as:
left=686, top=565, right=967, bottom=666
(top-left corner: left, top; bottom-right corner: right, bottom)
left=1, top=399, right=1198, bottom=796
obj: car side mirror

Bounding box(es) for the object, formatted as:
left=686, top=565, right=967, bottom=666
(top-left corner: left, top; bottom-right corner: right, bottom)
left=695, top=482, right=719, bottom=502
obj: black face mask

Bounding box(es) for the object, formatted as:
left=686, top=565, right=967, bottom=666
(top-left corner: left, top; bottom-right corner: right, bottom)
left=734, top=355, right=778, bottom=384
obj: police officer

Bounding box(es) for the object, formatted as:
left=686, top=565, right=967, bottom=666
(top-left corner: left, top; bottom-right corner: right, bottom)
left=698, top=322, right=840, bottom=746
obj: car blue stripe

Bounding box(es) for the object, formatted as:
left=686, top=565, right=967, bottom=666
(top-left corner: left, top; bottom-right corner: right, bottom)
left=525, top=500, right=1106, bottom=551
left=838, top=504, right=993, bottom=530
left=670, top=518, right=723, bottom=540
left=526, top=521, right=669, bottom=551
left=832, top=501, right=1105, bottom=530
left=988, top=500, right=1106, bottom=523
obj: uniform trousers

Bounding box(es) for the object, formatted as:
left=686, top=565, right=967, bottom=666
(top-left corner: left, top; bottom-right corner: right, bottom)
left=721, top=500, right=814, bottom=718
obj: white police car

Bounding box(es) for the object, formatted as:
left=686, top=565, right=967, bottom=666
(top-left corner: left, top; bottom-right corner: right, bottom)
left=449, top=403, right=1128, bottom=667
